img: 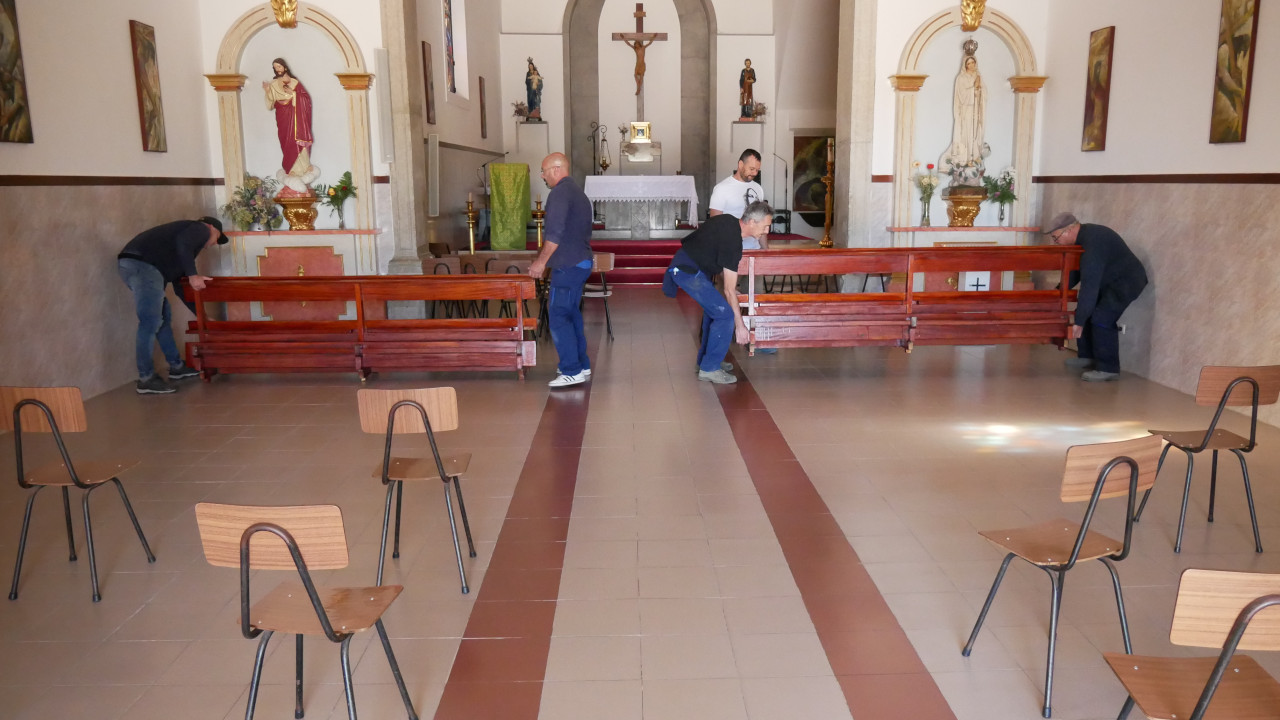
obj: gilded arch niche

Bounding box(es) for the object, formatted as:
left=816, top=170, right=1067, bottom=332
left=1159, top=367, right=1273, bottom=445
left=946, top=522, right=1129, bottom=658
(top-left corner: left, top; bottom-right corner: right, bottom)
left=889, top=7, right=1045, bottom=232
left=206, top=4, right=374, bottom=229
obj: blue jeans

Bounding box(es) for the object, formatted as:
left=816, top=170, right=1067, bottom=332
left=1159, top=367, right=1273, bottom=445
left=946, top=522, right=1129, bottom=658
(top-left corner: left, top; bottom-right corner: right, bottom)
left=548, top=264, right=592, bottom=376
left=669, top=266, right=734, bottom=372
left=117, top=258, right=182, bottom=380
left=1077, top=306, right=1123, bottom=373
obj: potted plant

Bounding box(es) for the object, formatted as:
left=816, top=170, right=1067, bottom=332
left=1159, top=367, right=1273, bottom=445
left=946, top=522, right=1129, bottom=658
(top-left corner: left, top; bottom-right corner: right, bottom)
left=220, top=173, right=283, bottom=231
left=982, top=168, right=1017, bottom=225
left=912, top=162, right=939, bottom=227
left=315, top=171, right=358, bottom=229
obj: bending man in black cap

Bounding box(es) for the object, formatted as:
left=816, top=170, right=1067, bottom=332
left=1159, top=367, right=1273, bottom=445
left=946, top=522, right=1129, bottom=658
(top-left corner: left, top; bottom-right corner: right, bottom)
left=117, top=217, right=227, bottom=394
left=1044, top=212, right=1148, bottom=382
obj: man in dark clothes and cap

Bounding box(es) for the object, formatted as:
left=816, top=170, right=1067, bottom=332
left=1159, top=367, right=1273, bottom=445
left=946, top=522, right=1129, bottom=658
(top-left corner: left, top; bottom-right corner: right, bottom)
left=117, top=217, right=227, bottom=394
left=1044, top=212, right=1148, bottom=382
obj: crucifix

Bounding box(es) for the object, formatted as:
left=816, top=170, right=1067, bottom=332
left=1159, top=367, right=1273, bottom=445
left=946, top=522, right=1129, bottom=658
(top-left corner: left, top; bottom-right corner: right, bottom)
left=611, top=3, right=667, bottom=120
left=968, top=276, right=988, bottom=291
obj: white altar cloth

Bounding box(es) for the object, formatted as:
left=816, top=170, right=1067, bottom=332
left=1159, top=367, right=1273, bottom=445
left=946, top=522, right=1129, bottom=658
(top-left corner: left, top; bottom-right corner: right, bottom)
left=584, top=176, right=699, bottom=215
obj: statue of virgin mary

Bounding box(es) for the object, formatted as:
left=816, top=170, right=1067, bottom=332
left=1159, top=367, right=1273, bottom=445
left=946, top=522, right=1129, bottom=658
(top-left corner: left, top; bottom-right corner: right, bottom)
left=940, top=39, right=989, bottom=185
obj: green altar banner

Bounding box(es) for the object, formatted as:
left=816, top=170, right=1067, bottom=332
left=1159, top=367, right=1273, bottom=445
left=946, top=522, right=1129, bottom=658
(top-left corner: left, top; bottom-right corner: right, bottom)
left=489, top=163, right=531, bottom=250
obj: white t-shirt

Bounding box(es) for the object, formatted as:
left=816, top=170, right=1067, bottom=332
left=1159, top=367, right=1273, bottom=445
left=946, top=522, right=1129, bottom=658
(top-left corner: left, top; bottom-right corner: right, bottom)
left=708, top=175, right=764, bottom=220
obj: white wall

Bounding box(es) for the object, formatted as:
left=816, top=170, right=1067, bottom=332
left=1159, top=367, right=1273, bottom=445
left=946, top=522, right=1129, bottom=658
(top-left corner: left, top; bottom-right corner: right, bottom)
left=599, top=0, right=682, bottom=174
left=1, top=0, right=212, bottom=176
left=1039, top=0, right=1280, bottom=174
left=197, top=0, right=388, bottom=180
left=418, top=0, right=503, bottom=153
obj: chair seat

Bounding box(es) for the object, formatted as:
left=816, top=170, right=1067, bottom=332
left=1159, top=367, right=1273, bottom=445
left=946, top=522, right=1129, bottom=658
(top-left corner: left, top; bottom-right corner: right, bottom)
left=251, top=581, right=403, bottom=636
left=371, top=453, right=471, bottom=482
left=1150, top=428, right=1252, bottom=451
left=979, top=518, right=1122, bottom=565
left=582, top=287, right=611, bottom=298
left=24, top=458, right=141, bottom=486
left=1104, top=652, right=1280, bottom=720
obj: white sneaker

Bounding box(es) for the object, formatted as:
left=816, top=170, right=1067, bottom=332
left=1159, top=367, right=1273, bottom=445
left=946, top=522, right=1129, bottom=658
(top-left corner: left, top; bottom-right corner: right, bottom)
left=549, top=372, right=587, bottom=388
left=581, top=368, right=592, bottom=377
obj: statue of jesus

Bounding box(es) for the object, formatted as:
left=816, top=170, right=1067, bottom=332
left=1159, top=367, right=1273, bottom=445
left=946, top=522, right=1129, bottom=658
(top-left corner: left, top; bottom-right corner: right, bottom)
left=624, top=37, right=654, bottom=96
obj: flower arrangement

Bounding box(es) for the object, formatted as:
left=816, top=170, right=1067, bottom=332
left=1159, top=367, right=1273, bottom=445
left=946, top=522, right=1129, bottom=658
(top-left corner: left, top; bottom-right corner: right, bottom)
left=220, top=174, right=283, bottom=231
left=315, top=171, right=358, bottom=228
left=751, top=102, right=768, bottom=119
left=913, top=162, right=939, bottom=202
left=511, top=101, right=529, bottom=119
left=981, top=168, right=1017, bottom=206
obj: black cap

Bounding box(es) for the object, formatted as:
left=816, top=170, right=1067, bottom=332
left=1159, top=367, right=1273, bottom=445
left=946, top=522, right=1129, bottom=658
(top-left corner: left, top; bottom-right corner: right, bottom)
left=199, top=216, right=230, bottom=245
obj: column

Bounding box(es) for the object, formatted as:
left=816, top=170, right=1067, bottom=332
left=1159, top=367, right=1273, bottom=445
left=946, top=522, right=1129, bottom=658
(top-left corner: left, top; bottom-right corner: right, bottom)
left=888, top=74, right=927, bottom=241
left=205, top=74, right=247, bottom=192
left=835, top=0, right=878, bottom=249
left=380, top=0, right=429, bottom=278
left=1009, top=76, right=1047, bottom=232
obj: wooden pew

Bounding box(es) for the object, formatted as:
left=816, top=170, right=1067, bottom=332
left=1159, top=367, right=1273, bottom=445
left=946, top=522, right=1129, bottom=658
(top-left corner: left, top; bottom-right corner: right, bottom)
left=183, top=275, right=538, bottom=379
left=737, top=246, right=1080, bottom=353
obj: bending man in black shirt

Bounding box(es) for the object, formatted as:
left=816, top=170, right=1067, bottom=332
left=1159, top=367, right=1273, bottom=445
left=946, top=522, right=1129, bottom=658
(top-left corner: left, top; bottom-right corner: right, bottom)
left=117, top=217, right=227, bottom=394
left=1044, top=212, right=1148, bottom=382
left=663, top=202, right=773, bottom=384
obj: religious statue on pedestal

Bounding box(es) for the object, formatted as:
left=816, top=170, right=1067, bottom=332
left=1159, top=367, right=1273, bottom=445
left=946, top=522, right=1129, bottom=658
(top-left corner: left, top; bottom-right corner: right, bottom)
left=739, top=59, right=756, bottom=119
left=939, top=38, right=989, bottom=186
left=263, top=57, right=321, bottom=193
left=524, top=57, right=543, bottom=122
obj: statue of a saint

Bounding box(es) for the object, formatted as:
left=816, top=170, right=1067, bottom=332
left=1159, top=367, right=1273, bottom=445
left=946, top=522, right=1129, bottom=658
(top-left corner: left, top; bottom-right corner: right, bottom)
left=739, top=59, right=756, bottom=118
left=940, top=43, right=989, bottom=184
left=263, top=57, right=320, bottom=192
left=525, top=58, right=543, bottom=121
left=623, top=37, right=654, bottom=96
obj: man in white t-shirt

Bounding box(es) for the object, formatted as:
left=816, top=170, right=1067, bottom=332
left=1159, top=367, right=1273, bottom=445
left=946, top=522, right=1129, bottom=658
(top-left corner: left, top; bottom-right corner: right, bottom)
left=708, top=149, right=768, bottom=249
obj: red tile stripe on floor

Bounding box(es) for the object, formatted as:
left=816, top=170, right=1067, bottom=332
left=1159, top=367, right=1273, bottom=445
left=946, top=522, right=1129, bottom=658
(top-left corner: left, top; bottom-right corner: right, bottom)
left=678, top=295, right=958, bottom=720
left=433, top=370, right=597, bottom=718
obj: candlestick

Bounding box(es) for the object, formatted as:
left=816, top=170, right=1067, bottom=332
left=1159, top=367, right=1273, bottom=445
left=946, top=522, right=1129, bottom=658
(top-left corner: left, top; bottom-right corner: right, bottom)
left=531, top=199, right=546, bottom=249
left=820, top=152, right=835, bottom=249
left=464, top=199, right=479, bottom=254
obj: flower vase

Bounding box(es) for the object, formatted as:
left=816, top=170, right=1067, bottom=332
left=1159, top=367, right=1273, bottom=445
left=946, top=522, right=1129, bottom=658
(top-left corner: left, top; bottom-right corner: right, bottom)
left=249, top=222, right=265, bottom=232
left=998, top=203, right=1006, bottom=226
left=337, top=211, right=345, bottom=230
left=920, top=199, right=931, bottom=227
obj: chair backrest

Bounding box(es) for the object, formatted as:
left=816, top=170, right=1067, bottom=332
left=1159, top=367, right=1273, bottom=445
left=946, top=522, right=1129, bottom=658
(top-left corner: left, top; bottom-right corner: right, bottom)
left=1060, top=434, right=1163, bottom=503
left=356, top=387, right=459, bottom=435
left=428, top=242, right=453, bottom=257
left=591, top=252, right=615, bottom=273
left=0, top=386, right=87, bottom=433
left=195, top=502, right=349, bottom=571
left=1195, top=365, right=1280, bottom=407
left=1170, top=569, right=1280, bottom=651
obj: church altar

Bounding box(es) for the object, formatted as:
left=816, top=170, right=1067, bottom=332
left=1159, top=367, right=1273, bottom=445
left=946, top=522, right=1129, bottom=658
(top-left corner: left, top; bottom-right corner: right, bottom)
left=583, top=175, right=699, bottom=238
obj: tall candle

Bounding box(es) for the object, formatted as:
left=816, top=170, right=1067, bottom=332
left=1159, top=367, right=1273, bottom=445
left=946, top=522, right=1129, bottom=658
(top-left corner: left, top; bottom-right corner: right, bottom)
left=468, top=192, right=473, bottom=204
left=826, top=138, right=834, bottom=164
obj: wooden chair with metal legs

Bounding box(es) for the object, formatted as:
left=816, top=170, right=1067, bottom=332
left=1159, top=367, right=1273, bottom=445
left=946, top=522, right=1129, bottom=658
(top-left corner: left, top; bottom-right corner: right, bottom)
left=1105, top=568, right=1280, bottom=720
left=357, top=387, right=475, bottom=593
left=194, top=503, right=418, bottom=720
left=1134, top=365, right=1280, bottom=554
left=581, top=251, right=615, bottom=341
left=2, top=386, right=155, bottom=603
left=962, top=434, right=1163, bottom=718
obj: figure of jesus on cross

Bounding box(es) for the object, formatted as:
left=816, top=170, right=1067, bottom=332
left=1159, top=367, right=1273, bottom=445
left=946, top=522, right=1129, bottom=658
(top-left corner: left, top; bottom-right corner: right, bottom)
left=612, top=3, right=667, bottom=111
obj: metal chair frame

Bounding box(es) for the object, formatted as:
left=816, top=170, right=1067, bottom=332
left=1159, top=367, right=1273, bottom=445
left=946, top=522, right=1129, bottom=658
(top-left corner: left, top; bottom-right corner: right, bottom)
left=234, top=520, right=417, bottom=720
left=1135, top=374, right=1265, bottom=553
left=8, top=397, right=154, bottom=603
left=580, top=253, right=614, bottom=341
left=376, top=399, right=476, bottom=593
left=963, top=453, right=1145, bottom=718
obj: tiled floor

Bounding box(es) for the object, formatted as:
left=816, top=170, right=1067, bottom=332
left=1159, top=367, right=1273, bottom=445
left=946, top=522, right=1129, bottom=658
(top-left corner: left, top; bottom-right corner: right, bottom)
left=2, top=286, right=1279, bottom=720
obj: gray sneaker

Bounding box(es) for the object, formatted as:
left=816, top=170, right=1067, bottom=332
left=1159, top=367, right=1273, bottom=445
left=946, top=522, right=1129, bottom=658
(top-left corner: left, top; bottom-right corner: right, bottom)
left=168, top=363, right=200, bottom=380
left=1064, top=356, right=1094, bottom=368
left=1081, top=370, right=1120, bottom=382
left=136, top=376, right=177, bottom=395
left=698, top=368, right=738, bottom=384
left=696, top=362, right=734, bottom=374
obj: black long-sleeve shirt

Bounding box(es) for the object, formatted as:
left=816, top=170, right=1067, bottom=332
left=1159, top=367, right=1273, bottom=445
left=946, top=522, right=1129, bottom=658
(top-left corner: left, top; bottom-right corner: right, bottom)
left=1066, top=223, right=1148, bottom=324
left=118, top=220, right=211, bottom=283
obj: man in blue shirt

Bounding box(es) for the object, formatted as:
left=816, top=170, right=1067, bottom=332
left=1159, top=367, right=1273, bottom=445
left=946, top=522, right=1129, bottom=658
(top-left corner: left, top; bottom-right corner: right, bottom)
left=530, top=153, right=594, bottom=387
left=117, top=217, right=227, bottom=394
left=1045, top=212, right=1148, bottom=382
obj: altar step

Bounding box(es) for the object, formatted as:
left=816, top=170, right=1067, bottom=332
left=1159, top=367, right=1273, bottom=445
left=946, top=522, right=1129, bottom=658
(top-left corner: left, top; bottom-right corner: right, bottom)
left=591, top=239, right=682, bottom=285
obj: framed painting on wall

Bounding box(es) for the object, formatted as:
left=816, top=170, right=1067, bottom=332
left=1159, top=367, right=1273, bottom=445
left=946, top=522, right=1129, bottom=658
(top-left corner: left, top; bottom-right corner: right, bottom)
left=0, top=0, right=34, bottom=143
left=128, top=20, right=167, bottom=152
left=1081, top=26, right=1115, bottom=152
left=421, top=41, right=436, bottom=125
left=443, top=0, right=457, bottom=93
left=479, top=76, right=487, bottom=138
left=793, top=135, right=832, bottom=227
left=1209, top=0, right=1260, bottom=143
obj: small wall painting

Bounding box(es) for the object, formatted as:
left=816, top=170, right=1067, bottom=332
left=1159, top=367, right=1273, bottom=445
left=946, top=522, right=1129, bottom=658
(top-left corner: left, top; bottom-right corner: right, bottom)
left=421, top=41, right=436, bottom=125
left=479, top=75, right=487, bottom=139
left=129, top=20, right=167, bottom=152
left=0, top=0, right=34, bottom=143
left=1209, top=0, right=1260, bottom=143
left=1081, top=26, right=1115, bottom=152
left=793, top=135, right=832, bottom=226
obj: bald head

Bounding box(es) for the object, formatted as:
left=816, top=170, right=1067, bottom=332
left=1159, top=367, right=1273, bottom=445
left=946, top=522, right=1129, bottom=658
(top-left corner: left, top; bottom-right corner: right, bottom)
left=540, top=152, right=569, bottom=188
